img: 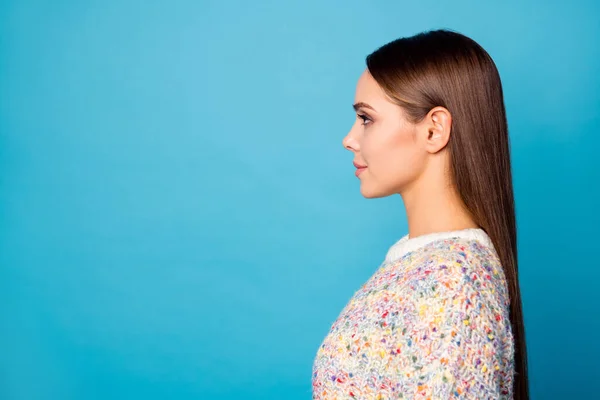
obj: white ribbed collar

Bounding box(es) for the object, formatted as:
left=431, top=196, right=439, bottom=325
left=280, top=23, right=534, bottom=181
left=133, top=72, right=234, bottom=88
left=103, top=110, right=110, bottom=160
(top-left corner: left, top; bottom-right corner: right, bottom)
left=384, top=227, right=494, bottom=263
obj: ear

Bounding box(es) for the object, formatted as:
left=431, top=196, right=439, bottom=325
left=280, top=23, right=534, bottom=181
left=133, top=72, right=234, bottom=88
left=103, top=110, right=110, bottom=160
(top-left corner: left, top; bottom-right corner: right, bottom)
left=423, top=106, right=452, bottom=153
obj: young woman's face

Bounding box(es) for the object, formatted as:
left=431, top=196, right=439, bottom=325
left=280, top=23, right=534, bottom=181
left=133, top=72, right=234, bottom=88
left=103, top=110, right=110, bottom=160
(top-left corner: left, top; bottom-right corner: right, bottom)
left=342, top=69, right=428, bottom=198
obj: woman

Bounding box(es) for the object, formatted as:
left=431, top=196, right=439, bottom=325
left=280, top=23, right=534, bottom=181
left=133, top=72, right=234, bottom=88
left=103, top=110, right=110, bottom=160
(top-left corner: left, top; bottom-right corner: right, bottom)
left=312, top=29, right=528, bottom=399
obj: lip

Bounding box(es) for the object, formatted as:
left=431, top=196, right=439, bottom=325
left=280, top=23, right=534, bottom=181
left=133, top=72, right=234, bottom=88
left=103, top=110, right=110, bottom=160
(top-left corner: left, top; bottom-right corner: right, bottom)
left=353, top=161, right=367, bottom=177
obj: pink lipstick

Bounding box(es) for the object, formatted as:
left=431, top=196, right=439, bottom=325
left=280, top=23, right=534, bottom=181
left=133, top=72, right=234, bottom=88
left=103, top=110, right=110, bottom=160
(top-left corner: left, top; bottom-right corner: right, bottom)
left=353, top=161, right=367, bottom=177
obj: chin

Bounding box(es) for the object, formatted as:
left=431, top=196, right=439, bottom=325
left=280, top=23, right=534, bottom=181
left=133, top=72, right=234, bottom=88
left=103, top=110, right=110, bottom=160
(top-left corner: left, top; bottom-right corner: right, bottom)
left=359, top=184, right=391, bottom=199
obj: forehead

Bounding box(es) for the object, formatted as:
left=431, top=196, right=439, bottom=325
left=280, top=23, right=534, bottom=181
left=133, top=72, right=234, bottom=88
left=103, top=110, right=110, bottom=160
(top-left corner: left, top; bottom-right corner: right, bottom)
left=354, top=69, right=390, bottom=106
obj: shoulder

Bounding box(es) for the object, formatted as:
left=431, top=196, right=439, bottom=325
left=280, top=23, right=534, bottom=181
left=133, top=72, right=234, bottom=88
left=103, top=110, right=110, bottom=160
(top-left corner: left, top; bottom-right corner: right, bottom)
left=384, top=237, right=513, bottom=344
left=389, top=237, right=510, bottom=309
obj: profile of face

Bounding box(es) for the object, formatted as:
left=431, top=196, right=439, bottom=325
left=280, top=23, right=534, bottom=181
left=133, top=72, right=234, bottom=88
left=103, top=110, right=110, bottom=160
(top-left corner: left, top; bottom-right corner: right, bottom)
left=342, top=69, right=450, bottom=199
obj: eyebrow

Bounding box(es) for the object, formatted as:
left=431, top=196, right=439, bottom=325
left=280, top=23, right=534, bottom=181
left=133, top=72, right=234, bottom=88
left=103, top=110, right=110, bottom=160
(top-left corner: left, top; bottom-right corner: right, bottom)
left=353, top=102, right=376, bottom=112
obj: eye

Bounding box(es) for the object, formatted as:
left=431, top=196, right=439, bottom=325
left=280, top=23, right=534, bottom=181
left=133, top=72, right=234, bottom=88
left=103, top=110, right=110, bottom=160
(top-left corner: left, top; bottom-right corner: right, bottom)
left=357, top=113, right=372, bottom=126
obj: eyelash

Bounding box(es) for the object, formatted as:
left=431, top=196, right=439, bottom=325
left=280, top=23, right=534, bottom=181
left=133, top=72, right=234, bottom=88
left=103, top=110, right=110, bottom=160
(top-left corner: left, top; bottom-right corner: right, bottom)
left=357, top=113, right=372, bottom=126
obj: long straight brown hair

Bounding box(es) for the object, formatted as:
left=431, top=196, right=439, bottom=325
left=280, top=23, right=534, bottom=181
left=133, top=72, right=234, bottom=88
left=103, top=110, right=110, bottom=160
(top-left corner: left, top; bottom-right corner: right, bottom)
left=366, top=29, right=528, bottom=399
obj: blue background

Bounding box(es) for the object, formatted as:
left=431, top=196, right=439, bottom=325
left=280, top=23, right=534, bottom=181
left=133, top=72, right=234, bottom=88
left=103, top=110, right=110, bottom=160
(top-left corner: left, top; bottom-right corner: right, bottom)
left=1, top=0, right=598, bottom=398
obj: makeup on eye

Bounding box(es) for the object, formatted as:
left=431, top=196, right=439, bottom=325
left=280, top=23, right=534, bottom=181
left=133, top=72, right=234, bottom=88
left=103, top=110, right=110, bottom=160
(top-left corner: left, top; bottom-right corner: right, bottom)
left=352, top=102, right=376, bottom=126
left=357, top=113, right=373, bottom=125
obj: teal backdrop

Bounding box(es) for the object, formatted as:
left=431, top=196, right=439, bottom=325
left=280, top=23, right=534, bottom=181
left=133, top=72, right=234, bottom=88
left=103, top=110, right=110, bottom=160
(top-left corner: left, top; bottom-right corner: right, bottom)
left=1, top=0, right=598, bottom=398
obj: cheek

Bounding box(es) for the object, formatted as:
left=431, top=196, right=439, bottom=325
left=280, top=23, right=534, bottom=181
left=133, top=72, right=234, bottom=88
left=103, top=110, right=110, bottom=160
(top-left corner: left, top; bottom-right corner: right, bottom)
left=362, top=127, right=417, bottom=165
left=365, top=128, right=420, bottom=174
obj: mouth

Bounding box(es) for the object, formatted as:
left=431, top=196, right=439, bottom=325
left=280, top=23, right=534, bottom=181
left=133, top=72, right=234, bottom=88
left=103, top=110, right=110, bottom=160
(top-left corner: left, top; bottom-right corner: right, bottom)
left=353, top=161, right=367, bottom=177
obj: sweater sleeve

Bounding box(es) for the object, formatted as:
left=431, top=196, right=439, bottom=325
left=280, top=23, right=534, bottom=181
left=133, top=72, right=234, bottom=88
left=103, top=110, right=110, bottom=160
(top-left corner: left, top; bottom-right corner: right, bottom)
left=360, top=255, right=513, bottom=399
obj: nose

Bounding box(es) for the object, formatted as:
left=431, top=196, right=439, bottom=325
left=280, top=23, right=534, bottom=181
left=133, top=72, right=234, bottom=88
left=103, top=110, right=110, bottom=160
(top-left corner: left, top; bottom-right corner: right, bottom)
left=342, top=126, right=360, bottom=152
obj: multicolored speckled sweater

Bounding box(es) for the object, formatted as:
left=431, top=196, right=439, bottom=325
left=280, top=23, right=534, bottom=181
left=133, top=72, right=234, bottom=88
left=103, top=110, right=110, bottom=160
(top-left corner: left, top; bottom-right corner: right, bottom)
left=312, top=228, right=514, bottom=399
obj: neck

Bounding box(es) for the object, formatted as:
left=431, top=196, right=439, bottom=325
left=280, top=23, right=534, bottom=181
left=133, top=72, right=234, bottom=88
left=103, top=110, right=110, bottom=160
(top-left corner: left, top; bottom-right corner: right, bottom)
left=401, top=171, right=478, bottom=238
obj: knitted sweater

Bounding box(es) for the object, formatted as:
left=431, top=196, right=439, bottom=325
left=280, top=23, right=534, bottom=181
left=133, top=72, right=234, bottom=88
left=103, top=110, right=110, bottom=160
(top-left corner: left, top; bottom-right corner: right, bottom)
left=311, top=228, right=514, bottom=399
